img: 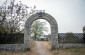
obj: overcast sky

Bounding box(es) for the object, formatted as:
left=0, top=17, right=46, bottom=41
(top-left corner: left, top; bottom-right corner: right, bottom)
left=1, top=0, right=85, bottom=33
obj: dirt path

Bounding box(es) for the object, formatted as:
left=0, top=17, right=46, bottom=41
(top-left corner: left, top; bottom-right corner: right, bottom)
left=35, top=41, right=52, bottom=55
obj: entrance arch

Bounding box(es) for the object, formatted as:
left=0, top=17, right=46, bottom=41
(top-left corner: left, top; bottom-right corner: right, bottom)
left=24, top=12, right=58, bottom=49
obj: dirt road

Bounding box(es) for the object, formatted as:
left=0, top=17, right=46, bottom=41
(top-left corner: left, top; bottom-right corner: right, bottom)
left=35, top=41, right=52, bottom=55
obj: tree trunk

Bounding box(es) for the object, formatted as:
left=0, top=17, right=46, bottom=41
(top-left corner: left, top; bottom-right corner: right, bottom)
left=34, top=33, right=37, bottom=41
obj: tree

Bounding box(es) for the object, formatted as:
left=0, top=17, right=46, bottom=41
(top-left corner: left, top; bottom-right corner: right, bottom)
left=0, top=0, right=36, bottom=33
left=31, top=20, right=48, bottom=40
left=83, top=26, right=85, bottom=43
left=83, top=26, right=85, bottom=32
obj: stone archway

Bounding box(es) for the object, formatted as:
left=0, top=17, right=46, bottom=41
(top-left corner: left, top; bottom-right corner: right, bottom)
left=24, top=12, right=58, bottom=49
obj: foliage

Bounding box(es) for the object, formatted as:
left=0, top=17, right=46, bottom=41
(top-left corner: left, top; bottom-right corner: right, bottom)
left=0, top=0, right=36, bottom=33
left=83, top=26, right=85, bottom=30
left=31, top=20, right=48, bottom=40
left=0, top=25, right=8, bottom=33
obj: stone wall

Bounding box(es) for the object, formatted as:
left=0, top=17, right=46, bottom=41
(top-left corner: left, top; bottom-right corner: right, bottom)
left=59, top=44, right=85, bottom=48
left=0, top=44, right=31, bottom=51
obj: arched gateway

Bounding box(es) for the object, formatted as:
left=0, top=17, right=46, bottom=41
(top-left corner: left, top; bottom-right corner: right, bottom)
left=24, top=12, right=59, bottom=49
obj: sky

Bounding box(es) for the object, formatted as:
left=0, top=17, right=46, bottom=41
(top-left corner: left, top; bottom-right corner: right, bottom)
left=0, top=0, right=85, bottom=33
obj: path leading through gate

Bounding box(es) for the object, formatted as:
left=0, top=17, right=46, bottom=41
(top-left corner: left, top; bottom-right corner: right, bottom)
left=35, top=41, right=52, bottom=55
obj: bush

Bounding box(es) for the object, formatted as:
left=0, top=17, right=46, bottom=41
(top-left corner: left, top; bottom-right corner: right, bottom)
left=0, top=25, right=9, bottom=33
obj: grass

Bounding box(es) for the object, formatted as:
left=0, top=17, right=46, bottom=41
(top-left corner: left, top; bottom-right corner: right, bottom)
left=0, top=51, right=30, bottom=55
left=51, top=48, right=85, bottom=55
left=46, top=41, right=85, bottom=55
